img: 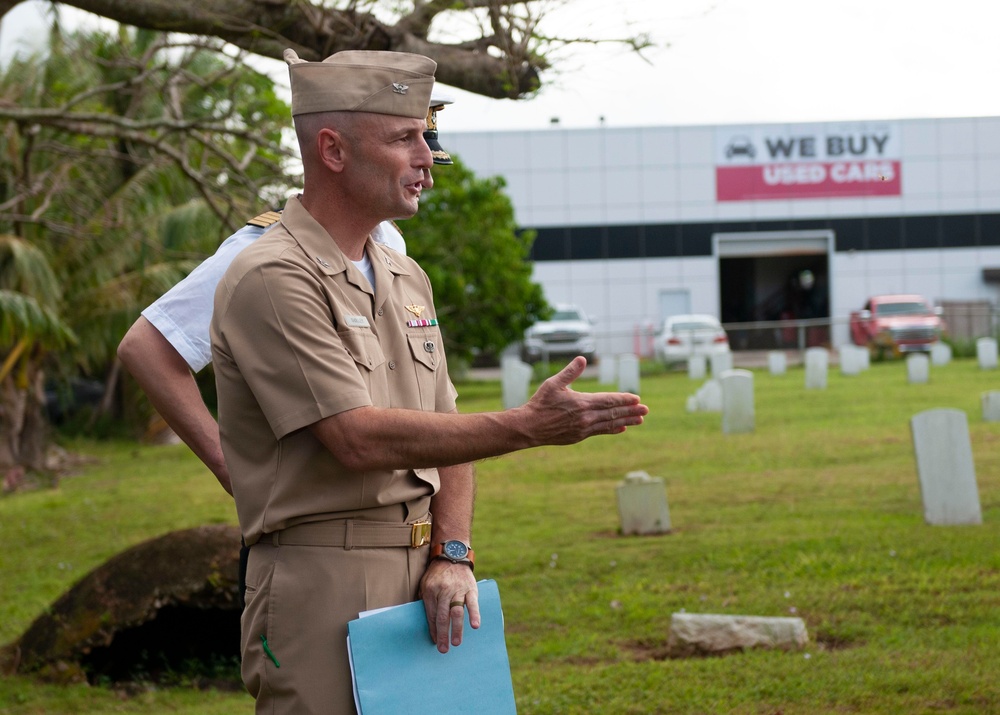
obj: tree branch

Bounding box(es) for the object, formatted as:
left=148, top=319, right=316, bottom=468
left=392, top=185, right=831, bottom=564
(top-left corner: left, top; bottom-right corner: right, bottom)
left=28, top=0, right=575, bottom=98
left=0, top=103, right=292, bottom=228
left=0, top=105, right=293, bottom=152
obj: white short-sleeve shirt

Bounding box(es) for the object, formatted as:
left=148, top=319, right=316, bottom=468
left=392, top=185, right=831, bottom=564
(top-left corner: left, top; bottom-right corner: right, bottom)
left=142, top=219, right=405, bottom=372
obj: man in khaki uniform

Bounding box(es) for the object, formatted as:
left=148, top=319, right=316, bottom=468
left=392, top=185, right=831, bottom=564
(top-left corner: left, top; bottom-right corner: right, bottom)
left=211, top=49, right=648, bottom=714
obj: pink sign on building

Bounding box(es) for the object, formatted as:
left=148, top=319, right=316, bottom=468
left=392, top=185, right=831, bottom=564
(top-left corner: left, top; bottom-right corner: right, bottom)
left=715, top=122, right=902, bottom=201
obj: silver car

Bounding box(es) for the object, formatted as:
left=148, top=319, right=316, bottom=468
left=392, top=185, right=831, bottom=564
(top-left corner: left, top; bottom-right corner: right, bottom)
left=655, top=314, right=730, bottom=367
left=521, top=304, right=597, bottom=364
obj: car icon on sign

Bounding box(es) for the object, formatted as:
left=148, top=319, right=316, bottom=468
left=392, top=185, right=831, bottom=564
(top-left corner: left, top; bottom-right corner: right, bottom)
left=725, top=136, right=756, bottom=160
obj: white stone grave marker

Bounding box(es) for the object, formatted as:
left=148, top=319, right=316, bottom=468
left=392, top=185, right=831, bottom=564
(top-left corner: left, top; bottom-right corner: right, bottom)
left=688, top=355, right=707, bottom=380
left=500, top=357, right=533, bottom=409
left=930, top=342, right=952, bottom=366
left=840, top=345, right=865, bottom=376
left=907, top=353, right=930, bottom=384
left=768, top=351, right=787, bottom=375
left=977, top=337, right=998, bottom=370
left=617, top=354, right=640, bottom=394
left=710, top=351, right=733, bottom=378
left=598, top=355, right=617, bottom=385
left=982, top=391, right=1000, bottom=422
left=910, top=408, right=982, bottom=525
left=804, top=347, right=828, bottom=389
left=721, top=369, right=755, bottom=434
left=616, top=471, right=671, bottom=535
left=695, top=379, right=723, bottom=412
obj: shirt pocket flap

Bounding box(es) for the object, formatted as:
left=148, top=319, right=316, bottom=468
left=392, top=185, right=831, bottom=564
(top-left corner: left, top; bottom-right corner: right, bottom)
left=407, top=332, right=440, bottom=371
left=339, top=329, right=385, bottom=372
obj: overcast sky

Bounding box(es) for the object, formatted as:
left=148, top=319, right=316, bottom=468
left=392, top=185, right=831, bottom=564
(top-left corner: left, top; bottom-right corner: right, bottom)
left=2, top=0, right=999, bottom=131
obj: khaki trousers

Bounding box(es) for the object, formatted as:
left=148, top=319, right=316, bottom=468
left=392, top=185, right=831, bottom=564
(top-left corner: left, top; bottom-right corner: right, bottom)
left=241, top=528, right=429, bottom=714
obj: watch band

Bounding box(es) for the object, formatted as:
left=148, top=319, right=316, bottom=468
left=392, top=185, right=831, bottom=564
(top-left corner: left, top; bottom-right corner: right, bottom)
left=430, top=542, right=475, bottom=570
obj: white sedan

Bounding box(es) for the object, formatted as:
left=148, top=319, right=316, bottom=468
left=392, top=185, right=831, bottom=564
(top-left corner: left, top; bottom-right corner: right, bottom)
left=520, top=304, right=596, bottom=364
left=654, top=314, right=730, bottom=367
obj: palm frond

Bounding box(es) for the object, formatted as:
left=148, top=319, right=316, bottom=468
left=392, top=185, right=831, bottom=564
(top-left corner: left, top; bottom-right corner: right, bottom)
left=0, top=234, right=62, bottom=307
left=0, top=289, right=76, bottom=348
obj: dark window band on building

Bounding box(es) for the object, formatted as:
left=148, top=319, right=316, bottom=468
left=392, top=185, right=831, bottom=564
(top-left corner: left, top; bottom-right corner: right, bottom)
left=525, top=212, right=1000, bottom=262
left=643, top=223, right=681, bottom=257
left=983, top=214, right=1000, bottom=246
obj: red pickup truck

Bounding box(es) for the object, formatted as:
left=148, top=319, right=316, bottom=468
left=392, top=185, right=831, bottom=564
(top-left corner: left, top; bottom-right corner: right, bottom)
left=849, top=294, right=945, bottom=358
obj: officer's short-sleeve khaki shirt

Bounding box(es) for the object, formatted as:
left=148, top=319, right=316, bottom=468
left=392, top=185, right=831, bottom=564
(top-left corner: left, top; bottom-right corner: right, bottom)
left=211, top=197, right=457, bottom=545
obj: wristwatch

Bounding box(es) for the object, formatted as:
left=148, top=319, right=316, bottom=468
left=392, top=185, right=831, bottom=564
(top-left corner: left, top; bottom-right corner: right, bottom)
left=430, top=540, right=475, bottom=571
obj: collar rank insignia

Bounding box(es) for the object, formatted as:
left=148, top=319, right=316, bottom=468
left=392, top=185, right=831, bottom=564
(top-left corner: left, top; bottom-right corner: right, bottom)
left=392, top=82, right=409, bottom=95
left=405, top=304, right=425, bottom=319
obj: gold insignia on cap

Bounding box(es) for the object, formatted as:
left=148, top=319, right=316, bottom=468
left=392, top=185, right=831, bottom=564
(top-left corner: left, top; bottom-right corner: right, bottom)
left=405, top=304, right=425, bottom=318
left=424, top=101, right=453, bottom=166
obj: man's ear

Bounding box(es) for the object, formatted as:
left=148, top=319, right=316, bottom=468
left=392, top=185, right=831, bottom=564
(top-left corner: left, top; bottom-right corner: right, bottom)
left=316, top=127, right=348, bottom=173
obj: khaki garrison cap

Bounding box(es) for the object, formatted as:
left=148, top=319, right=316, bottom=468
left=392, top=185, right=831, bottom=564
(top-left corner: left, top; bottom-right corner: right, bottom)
left=284, top=49, right=436, bottom=120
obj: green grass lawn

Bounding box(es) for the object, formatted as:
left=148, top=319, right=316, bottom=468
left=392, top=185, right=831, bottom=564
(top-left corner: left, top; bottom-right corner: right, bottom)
left=2, top=358, right=998, bottom=714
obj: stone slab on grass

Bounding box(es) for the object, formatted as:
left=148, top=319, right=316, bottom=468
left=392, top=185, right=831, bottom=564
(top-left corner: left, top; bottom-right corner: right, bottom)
left=667, top=613, right=808, bottom=657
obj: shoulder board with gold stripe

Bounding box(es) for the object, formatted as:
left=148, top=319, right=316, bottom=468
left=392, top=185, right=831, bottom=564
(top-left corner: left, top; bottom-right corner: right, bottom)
left=246, top=210, right=282, bottom=228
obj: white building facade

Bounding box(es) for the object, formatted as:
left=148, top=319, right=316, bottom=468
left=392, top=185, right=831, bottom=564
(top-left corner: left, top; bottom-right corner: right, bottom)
left=446, top=117, right=1000, bottom=356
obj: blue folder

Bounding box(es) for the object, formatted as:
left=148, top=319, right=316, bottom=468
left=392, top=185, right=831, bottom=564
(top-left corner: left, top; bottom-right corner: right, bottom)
left=347, top=579, right=517, bottom=714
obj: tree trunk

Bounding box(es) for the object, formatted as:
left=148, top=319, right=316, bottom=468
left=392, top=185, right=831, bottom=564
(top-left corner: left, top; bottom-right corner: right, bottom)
left=19, top=369, right=49, bottom=470
left=88, top=356, right=121, bottom=429
left=0, top=377, right=26, bottom=470
left=0, top=369, right=50, bottom=474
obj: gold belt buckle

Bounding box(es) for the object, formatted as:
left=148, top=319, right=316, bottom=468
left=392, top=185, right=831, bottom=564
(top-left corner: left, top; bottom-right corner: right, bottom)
left=410, top=520, right=432, bottom=548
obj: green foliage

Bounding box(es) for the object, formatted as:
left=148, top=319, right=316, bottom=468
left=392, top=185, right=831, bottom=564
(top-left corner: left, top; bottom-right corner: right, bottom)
left=0, top=235, right=62, bottom=304
left=0, top=25, right=295, bottom=463
left=0, top=289, right=75, bottom=350
left=400, top=156, right=548, bottom=366
left=1, top=359, right=998, bottom=713
left=0, top=26, right=293, bottom=373
left=0, top=236, right=75, bottom=349
left=943, top=335, right=987, bottom=359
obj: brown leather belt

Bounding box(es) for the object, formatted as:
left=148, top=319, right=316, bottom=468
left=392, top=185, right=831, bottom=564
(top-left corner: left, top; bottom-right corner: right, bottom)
left=269, top=518, right=432, bottom=549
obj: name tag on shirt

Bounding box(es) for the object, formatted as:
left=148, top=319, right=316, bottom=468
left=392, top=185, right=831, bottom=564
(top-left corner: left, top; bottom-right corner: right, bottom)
left=345, top=315, right=371, bottom=328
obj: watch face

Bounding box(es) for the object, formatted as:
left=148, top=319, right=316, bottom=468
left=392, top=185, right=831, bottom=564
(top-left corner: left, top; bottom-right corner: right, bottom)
left=443, top=540, right=469, bottom=560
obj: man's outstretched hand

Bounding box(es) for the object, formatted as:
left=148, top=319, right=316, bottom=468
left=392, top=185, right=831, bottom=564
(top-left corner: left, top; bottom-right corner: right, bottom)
left=519, top=356, right=649, bottom=446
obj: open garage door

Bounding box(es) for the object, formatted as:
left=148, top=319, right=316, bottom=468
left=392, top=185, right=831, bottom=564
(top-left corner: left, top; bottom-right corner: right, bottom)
left=714, top=230, right=833, bottom=350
